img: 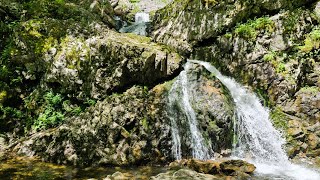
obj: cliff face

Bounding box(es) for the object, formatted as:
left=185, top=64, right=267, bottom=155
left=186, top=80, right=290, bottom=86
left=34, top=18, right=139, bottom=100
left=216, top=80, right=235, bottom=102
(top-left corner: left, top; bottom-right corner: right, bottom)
left=152, top=0, right=317, bottom=54
left=1, top=0, right=320, bottom=167
left=153, top=0, right=320, bottom=163
left=0, top=0, right=183, bottom=164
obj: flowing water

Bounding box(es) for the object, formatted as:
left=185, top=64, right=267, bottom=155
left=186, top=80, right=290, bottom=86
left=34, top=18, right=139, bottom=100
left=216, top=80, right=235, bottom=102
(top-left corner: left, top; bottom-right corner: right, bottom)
left=187, top=60, right=320, bottom=180
left=167, top=63, right=212, bottom=160
left=119, top=12, right=150, bottom=36
left=166, top=60, right=320, bottom=179
left=0, top=156, right=166, bottom=179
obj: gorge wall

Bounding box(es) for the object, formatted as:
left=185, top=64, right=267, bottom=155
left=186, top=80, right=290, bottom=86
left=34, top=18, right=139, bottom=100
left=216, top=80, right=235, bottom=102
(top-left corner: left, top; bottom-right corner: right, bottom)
left=0, top=0, right=320, bottom=169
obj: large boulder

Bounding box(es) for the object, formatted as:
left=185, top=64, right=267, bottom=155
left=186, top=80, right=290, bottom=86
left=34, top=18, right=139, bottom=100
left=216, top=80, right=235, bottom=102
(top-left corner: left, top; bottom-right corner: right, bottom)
left=167, top=159, right=256, bottom=178
left=13, top=85, right=172, bottom=166
left=44, top=29, right=183, bottom=100
left=150, top=169, right=218, bottom=180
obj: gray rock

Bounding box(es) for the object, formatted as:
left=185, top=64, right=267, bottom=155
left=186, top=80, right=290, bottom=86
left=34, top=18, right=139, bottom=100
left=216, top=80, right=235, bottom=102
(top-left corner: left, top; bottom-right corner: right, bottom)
left=151, top=0, right=317, bottom=54
left=13, top=85, right=172, bottom=166
left=150, top=169, right=218, bottom=180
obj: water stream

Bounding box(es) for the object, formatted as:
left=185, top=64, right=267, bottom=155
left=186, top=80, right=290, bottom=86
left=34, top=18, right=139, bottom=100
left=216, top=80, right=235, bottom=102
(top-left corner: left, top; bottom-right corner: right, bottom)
left=167, top=63, right=212, bottom=160
left=119, top=12, right=150, bottom=36
left=168, top=60, right=320, bottom=180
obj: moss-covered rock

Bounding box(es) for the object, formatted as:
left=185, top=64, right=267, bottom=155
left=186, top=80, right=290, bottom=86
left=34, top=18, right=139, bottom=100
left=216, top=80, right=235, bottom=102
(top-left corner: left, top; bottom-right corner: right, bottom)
left=151, top=0, right=317, bottom=54
left=44, top=29, right=183, bottom=100
left=13, top=85, right=171, bottom=166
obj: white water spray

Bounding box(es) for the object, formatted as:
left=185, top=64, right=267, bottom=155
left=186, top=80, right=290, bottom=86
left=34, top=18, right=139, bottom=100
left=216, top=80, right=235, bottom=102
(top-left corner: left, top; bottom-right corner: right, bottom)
left=135, top=12, right=150, bottom=23
left=167, top=63, right=212, bottom=160
left=188, top=60, right=320, bottom=180
left=119, top=12, right=150, bottom=36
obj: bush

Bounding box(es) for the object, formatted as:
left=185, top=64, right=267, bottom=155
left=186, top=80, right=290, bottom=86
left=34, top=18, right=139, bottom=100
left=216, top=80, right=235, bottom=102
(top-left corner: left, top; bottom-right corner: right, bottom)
left=235, top=17, right=275, bottom=40
left=300, top=28, right=320, bottom=53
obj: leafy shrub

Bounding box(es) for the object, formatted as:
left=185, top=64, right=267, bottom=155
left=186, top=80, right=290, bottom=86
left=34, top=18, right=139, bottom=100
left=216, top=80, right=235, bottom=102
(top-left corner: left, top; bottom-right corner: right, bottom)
left=235, top=17, right=275, bottom=40
left=276, top=62, right=286, bottom=73
left=300, top=28, right=320, bottom=53
left=263, top=51, right=276, bottom=62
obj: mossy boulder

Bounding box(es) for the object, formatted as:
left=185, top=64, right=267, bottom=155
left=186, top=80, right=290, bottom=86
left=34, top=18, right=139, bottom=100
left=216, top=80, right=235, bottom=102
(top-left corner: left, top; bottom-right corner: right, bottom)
left=44, top=29, right=183, bottom=100
left=13, top=85, right=172, bottom=166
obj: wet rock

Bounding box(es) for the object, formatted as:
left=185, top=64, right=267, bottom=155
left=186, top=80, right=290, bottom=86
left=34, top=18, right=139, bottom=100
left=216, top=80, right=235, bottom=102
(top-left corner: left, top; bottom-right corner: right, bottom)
left=168, top=159, right=255, bottom=178
left=103, top=171, right=133, bottom=180
left=186, top=159, right=219, bottom=174
left=168, top=64, right=235, bottom=157
left=150, top=169, right=218, bottom=180
left=219, top=160, right=256, bottom=175
left=291, top=88, right=320, bottom=123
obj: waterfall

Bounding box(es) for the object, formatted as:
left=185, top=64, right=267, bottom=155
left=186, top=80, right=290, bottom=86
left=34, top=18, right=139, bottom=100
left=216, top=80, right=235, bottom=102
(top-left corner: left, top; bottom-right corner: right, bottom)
left=188, top=60, right=320, bottom=180
left=167, top=63, right=212, bottom=160
left=188, top=60, right=287, bottom=163
left=135, top=12, right=150, bottom=23
left=119, top=12, right=150, bottom=36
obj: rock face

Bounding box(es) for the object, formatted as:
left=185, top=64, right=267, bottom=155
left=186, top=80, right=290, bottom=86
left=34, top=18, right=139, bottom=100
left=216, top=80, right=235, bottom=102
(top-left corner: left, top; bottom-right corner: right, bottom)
left=167, top=64, right=235, bottom=158
left=13, top=64, right=236, bottom=166
left=44, top=30, right=183, bottom=100
left=14, top=85, right=171, bottom=166
left=151, top=0, right=320, bottom=164
left=189, top=5, right=320, bottom=162
left=152, top=0, right=317, bottom=54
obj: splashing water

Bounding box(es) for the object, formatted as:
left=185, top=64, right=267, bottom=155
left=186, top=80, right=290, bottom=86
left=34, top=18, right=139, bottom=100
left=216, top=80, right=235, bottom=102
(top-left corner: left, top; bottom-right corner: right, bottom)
left=167, top=63, right=212, bottom=160
left=188, top=60, right=320, bottom=180
left=119, top=12, right=150, bottom=36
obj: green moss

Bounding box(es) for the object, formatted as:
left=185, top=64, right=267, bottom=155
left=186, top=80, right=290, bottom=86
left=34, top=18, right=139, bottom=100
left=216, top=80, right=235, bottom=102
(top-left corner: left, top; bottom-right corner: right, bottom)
left=0, top=91, right=7, bottom=104
left=270, top=107, right=289, bottom=131
left=300, top=86, right=320, bottom=94
left=141, top=117, right=149, bottom=130
left=263, top=51, right=277, bottom=62
left=276, top=62, right=286, bottom=73
left=300, top=28, right=320, bottom=53
left=224, top=33, right=233, bottom=39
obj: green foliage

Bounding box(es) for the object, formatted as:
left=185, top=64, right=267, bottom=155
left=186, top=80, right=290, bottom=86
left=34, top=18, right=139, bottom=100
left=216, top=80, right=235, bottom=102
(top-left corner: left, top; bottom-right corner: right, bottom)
left=300, top=86, right=320, bottom=94
left=235, top=17, right=275, bottom=40
left=283, top=9, right=303, bottom=33
left=24, top=91, right=85, bottom=131
left=235, top=24, right=256, bottom=40
left=224, top=33, right=232, bottom=39
left=32, top=92, right=65, bottom=130
left=263, top=51, right=276, bottom=62
left=276, top=62, right=286, bottom=73
left=84, top=99, right=96, bottom=106
left=141, top=117, right=149, bottom=130
left=300, top=28, right=320, bottom=53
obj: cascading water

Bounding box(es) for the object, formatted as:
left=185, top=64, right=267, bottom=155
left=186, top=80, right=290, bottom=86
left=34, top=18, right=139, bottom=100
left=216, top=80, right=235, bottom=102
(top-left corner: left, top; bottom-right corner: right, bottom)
left=188, top=60, right=320, bottom=180
left=167, top=63, right=212, bottom=160
left=119, top=12, right=150, bottom=36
